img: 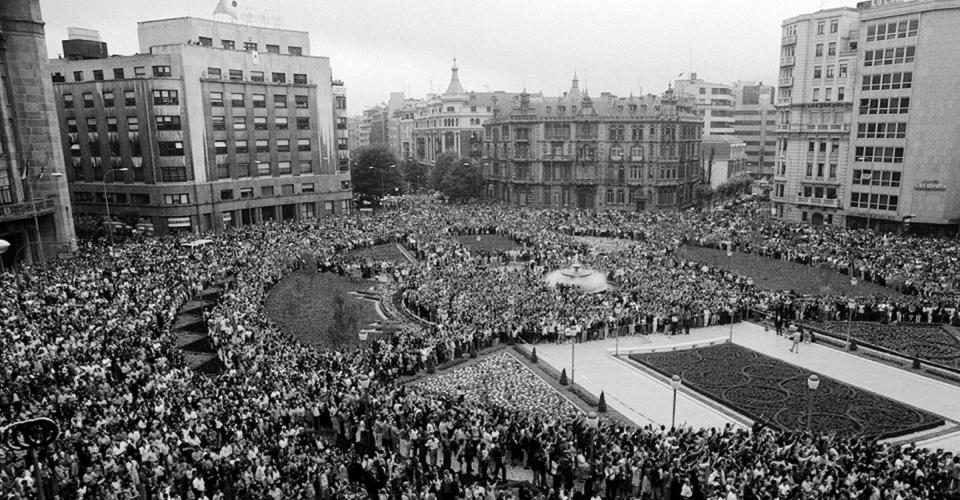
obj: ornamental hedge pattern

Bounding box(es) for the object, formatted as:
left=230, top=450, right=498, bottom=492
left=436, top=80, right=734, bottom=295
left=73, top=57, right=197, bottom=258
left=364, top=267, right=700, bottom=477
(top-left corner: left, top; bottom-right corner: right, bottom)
left=631, top=343, right=943, bottom=439
left=811, top=322, right=960, bottom=370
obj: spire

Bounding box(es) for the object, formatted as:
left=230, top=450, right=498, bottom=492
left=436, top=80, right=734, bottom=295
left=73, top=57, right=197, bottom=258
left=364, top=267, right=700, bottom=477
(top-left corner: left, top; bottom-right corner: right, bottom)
left=572, top=71, right=579, bottom=89
left=567, top=70, right=582, bottom=102
left=444, top=58, right=465, bottom=95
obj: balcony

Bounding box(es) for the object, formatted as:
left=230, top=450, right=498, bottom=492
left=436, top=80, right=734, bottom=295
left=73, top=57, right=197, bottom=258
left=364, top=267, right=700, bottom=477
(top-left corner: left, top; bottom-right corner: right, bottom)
left=776, top=97, right=792, bottom=106
left=0, top=198, right=57, bottom=223
left=804, top=124, right=849, bottom=132
left=778, top=77, right=793, bottom=87
left=780, top=56, right=795, bottom=66
left=796, top=196, right=841, bottom=208
left=782, top=34, right=797, bottom=45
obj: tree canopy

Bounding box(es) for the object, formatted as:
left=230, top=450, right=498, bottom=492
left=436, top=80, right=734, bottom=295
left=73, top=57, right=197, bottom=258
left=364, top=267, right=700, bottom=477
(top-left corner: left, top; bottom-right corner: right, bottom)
left=350, top=145, right=402, bottom=199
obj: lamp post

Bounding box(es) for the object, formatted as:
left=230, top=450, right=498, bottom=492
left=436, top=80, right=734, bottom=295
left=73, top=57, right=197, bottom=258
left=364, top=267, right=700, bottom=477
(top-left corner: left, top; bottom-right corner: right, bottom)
left=368, top=164, right=397, bottom=203
left=0, top=239, right=9, bottom=273
left=565, top=326, right=577, bottom=385
left=807, top=374, right=820, bottom=431
left=102, top=167, right=129, bottom=247
left=670, top=374, right=682, bottom=429
left=846, top=276, right=858, bottom=349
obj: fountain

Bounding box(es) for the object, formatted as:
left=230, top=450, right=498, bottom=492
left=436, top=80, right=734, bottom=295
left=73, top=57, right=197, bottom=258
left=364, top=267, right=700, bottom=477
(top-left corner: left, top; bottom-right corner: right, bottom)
left=543, top=256, right=613, bottom=294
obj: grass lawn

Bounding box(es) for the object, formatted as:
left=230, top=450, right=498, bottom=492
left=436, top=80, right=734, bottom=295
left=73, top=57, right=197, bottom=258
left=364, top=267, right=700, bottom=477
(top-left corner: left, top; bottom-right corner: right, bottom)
left=454, top=233, right=521, bottom=253
left=675, top=245, right=900, bottom=298
left=350, top=243, right=410, bottom=263
left=264, top=270, right=384, bottom=349
left=631, top=343, right=943, bottom=439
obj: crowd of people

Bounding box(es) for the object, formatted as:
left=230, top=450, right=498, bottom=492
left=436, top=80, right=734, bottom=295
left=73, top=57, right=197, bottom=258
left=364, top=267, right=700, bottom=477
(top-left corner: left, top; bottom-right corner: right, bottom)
left=2, top=195, right=960, bottom=499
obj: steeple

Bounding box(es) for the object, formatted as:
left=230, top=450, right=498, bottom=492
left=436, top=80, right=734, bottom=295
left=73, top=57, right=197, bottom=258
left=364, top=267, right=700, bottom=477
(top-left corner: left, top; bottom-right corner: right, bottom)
left=444, top=58, right=466, bottom=95
left=567, top=71, right=582, bottom=101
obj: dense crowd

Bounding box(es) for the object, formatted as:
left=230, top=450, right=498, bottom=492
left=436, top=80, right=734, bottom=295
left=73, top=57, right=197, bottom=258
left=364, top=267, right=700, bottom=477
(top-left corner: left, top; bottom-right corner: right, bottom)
left=2, top=196, right=960, bottom=499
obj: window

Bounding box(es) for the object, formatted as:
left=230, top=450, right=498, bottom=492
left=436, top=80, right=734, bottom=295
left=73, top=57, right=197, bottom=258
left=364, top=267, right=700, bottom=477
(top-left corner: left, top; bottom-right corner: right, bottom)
left=134, top=66, right=146, bottom=77
left=299, top=160, right=312, bottom=174
left=296, top=117, right=310, bottom=130
left=113, top=68, right=125, bottom=79
left=854, top=146, right=905, bottom=163
left=828, top=42, right=836, bottom=56
left=103, top=91, right=114, bottom=107
left=817, top=21, right=825, bottom=34
left=218, top=164, right=232, bottom=180
left=281, top=184, right=294, bottom=195
left=302, top=183, right=315, bottom=193
left=815, top=44, right=823, bottom=57
left=853, top=169, right=902, bottom=187
left=237, top=163, right=249, bottom=177
left=244, top=42, right=258, bottom=51
left=156, top=115, right=182, bottom=130
left=153, top=89, right=178, bottom=105
left=261, top=186, right=274, bottom=196
left=272, top=72, right=286, bottom=83
left=160, top=167, right=187, bottom=182
left=860, top=72, right=913, bottom=91
left=212, top=116, right=225, bottom=131
left=214, top=141, right=228, bottom=154
left=88, top=141, right=100, bottom=156
left=278, top=161, right=291, bottom=174
left=863, top=46, right=916, bottom=66
left=274, top=94, right=287, bottom=108
left=293, top=73, right=307, bottom=84
left=153, top=65, right=171, bottom=77
left=198, top=36, right=212, bottom=46
left=253, top=116, right=267, bottom=130
left=276, top=139, right=290, bottom=152
left=210, top=91, right=223, bottom=107
left=865, top=19, right=918, bottom=42
left=93, top=69, right=104, bottom=81
left=235, top=140, right=248, bottom=154
left=250, top=71, right=264, bottom=82
left=830, top=20, right=838, bottom=33
left=164, top=193, right=190, bottom=205
left=336, top=117, right=347, bottom=129
left=297, top=139, right=311, bottom=151
left=85, top=117, right=98, bottom=133
left=274, top=116, right=289, bottom=130
left=73, top=70, right=83, bottom=82
left=335, top=96, right=346, bottom=109
left=127, top=116, right=139, bottom=132
left=813, top=66, right=822, bottom=79
left=240, top=187, right=253, bottom=198
left=295, top=95, right=308, bottom=108
left=82, top=92, right=94, bottom=108
left=233, top=116, right=247, bottom=130
left=252, top=94, right=266, bottom=108
left=813, top=89, right=820, bottom=102
left=850, top=192, right=899, bottom=211
left=288, top=46, right=302, bottom=56
left=257, top=161, right=270, bottom=175
left=66, top=118, right=78, bottom=133
left=230, top=93, right=244, bottom=107
left=856, top=122, right=907, bottom=139
left=229, top=69, right=243, bottom=81
left=158, top=141, right=184, bottom=156
left=266, top=44, right=280, bottom=54
left=858, top=97, right=910, bottom=114
left=256, top=139, right=269, bottom=153
left=63, top=94, right=74, bottom=108
left=222, top=39, right=235, bottom=50
left=826, top=65, right=834, bottom=78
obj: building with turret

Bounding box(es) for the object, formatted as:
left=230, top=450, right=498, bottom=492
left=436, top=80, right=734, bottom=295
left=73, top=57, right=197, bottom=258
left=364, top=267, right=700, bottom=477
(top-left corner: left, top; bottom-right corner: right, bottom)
left=482, top=76, right=703, bottom=210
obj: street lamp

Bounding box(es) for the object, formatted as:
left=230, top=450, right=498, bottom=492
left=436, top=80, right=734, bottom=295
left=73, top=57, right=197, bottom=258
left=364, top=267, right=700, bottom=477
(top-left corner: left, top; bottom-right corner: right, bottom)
left=102, top=167, right=129, bottom=247
left=368, top=164, right=397, bottom=201
left=670, top=374, right=682, bottom=429
left=807, top=374, right=820, bottom=431
left=0, top=239, right=9, bottom=273
left=565, top=326, right=578, bottom=385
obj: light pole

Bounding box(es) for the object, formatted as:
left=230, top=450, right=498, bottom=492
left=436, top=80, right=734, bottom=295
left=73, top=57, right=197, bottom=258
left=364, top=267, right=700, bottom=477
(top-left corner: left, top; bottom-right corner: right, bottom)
left=807, top=374, right=820, bottom=431
left=565, top=326, right=577, bottom=385
left=102, top=167, right=129, bottom=247
left=0, top=239, right=9, bottom=273
left=846, top=276, right=858, bottom=350
left=670, top=374, right=682, bottom=429
left=368, top=164, right=397, bottom=203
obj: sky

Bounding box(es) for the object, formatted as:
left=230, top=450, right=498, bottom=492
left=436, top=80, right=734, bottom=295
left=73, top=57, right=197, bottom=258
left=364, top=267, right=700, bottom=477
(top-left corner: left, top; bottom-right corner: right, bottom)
left=39, top=0, right=859, bottom=115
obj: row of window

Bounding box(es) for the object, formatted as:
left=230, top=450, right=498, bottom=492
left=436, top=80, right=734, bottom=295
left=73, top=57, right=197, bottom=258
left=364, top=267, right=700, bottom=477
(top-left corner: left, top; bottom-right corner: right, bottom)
left=216, top=160, right=314, bottom=179
left=801, top=185, right=838, bottom=199
left=804, top=162, right=838, bottom=179
left=210, top=91, right=309, bottom=108
left=861, top=72, right=913, bottom=91
left=812, top=87, right=846, bottom=102
left=854, top=146, right=904, bottom=163
left=196, top=37, right=302, bottom=56
left=852, top=169, right=901, bottom=187
left=863, top=46, right=916, bottom=67
left=213, top=138, right=312, bottom=154
left=212, top=115, right=311, bottom=131
left=812, top=64, right=848, bottom=79
left=58, top=65, right=172, bottom=83
left=858, top=97, right=910, bottom=115
left=206, top=68, right=308, bottom=84
left=856, top=122, right=907, bottom=139
left=67, top=116, right=148, bottom=133
left=814, top=19, right=840, bottom=36
left=63, top=89, right=178, bottom=109
left=814, top=42, right=837, bottom=57
left=850, top=192, right=899, bottom=212
left=865, top=19, right=919, bottom=42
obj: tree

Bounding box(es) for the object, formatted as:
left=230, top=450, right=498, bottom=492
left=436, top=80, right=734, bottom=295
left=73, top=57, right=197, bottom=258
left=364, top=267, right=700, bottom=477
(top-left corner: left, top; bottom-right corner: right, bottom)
left=327, top=290, right=363, bottom=347
left=429, top=153, right=457, bottom=191
left=401, top=160, right=428, bottom=193
left=351, top=144, right=401, bottom=200
left=441, top=159, right=483, bottom=201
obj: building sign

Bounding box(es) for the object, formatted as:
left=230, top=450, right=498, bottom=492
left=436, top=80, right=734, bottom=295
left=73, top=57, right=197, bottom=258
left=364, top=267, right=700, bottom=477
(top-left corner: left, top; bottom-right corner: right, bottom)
left=914, top=180, right=947, bottom=192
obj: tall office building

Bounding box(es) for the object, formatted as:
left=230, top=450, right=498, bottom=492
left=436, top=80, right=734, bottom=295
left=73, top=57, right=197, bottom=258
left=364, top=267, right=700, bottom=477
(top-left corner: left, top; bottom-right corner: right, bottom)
left=732, top=82, right=778, bottom=177
left=47, top=17, right=352, bottom=234
left=674, top=74, right=736, bottom=136
left=0, top=0, right=77, bottom=268
left=482, top=78, right=702, bottom=210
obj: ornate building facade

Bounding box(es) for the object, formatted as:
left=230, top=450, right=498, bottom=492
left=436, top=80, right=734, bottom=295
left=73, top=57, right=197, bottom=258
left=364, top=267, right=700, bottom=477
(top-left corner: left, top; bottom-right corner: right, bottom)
left=482, top=77, right=703, bottom=210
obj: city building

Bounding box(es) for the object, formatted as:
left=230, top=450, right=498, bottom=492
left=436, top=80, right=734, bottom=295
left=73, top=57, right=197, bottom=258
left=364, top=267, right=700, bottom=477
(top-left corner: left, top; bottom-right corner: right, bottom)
left=346, top=116, right=362, bottom=152
left=0, top=0, right=77, bottom=268
left=702, top=135, right=748, bottom=188
left=773, top=6, right=860, bottom=226
left=732, top=82, right=778, bottom=177
left=46, top=16, right=352, bottom=234
left=482, top=77, right=702, bottom=210
left=674, top=74, right=736, bottom=135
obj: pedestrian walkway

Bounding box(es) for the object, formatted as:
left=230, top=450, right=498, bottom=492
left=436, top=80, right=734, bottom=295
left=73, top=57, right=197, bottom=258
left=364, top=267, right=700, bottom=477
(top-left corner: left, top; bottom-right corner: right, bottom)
left=532, top=322, right=960, bottom=450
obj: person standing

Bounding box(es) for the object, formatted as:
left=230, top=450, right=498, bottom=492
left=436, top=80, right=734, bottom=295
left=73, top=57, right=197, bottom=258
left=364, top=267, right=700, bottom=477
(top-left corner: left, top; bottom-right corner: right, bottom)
left=789, top=325, right=801, bottom=354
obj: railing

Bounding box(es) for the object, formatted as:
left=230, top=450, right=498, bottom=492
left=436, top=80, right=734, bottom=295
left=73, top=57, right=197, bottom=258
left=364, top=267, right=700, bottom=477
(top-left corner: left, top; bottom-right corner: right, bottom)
left=795, top=196, right=841, bottom=208
left=0, top=198, right=56, bottom=223
left=780, top=56, right=795, bottom=66
left=782, top=34, right=797, bottom=44
left=778, top=77, right=793, bottom=87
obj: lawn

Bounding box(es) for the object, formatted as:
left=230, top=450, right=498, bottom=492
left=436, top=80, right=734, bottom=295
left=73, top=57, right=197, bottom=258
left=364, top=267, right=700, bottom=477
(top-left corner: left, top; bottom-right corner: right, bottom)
left=264, top=270, right=384, bottom=349
left=630, top=343, right=943, bottom=439
left=810, top=321, right=960, bottom=370
left=454, top=233, right=521, bottom=253
left=350, top=243, right=410, bottom=264
left=675, top=245, right=900, bottom=298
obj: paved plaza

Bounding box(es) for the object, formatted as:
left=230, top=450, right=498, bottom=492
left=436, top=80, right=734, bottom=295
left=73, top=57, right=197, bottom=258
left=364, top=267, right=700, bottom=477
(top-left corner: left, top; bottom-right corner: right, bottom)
left=533, top=321, right=960, bottom=450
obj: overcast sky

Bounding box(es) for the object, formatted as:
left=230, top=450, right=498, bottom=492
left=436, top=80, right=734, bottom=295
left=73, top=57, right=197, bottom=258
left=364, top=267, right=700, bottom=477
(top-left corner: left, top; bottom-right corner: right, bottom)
left=40, top=0, right=858, bottom=114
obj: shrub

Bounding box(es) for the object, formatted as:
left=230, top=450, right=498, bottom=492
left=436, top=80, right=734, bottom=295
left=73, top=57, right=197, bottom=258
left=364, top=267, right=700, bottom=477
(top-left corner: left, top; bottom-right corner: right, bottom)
left=559, top=368, right=568, bottom=386
left=848, top=339, right=858, bottom=351
left=912, top=357, right=921, bottom=370
left=530, top=347, right=538, bottom=364
left=598, top=391, right=608, bottom=413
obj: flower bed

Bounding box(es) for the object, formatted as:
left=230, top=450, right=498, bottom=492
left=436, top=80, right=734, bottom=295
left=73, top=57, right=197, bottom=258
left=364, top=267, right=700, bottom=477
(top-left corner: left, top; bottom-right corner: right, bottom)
left=412, top=353, right=579, bottom=418
left=350, top=243, right=409, bottom=263
left=810, top=322, right=960, bottom=371
left=630, top=343, right=943, bottom=439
